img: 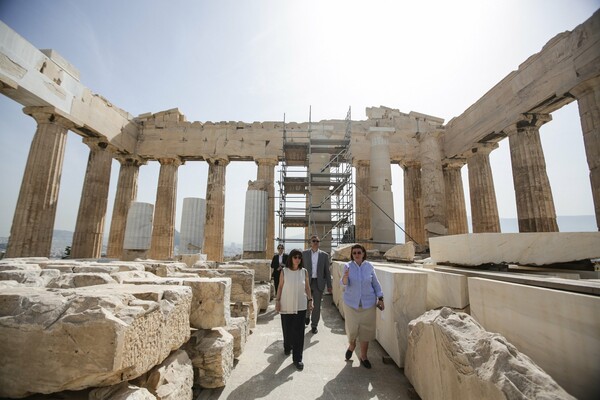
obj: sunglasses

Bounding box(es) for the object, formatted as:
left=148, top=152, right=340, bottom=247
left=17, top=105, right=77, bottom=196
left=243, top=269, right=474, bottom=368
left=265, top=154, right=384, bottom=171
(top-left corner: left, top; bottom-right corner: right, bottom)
left=277, top=247, right=284, bottom=250
left=292, top=255, right=302, bottom=259
left=311, top=240, right=320, bottom=243
left=352, top=251, right=363, bottom=255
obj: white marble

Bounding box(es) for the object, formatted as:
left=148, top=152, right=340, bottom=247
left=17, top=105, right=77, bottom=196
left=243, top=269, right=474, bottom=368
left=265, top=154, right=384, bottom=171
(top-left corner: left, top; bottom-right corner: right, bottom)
left=469, top=277, right=600, bottom=400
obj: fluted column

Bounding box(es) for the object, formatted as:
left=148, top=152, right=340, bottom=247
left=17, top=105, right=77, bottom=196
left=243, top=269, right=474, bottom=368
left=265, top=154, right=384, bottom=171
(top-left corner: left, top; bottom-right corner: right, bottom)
left=6, top=107, right=75, bottom=258
left=106, top=156, right=145, bottom=258
left=368, top=128, right=396, bottom=251
left=572, top=77, right=600, bottom=231
left=255, top=157, right=278, bottom=256
left=507, top=114, right=558, bottom=232
left=400, top=161, right=426, bottom=248
left=150, top=158, right=182, bottom=260
left=204, top=156, right=229, bottom=262
left=467, top=144, right=501, bottom=233
left=354, top=159, right=372, bottom=249
left=71, top=138, right=114, bottom=258
left=443, top=159, right=469, bottom=235
left=417, top=130, right=447, bottom=244
left=243, top=180, right=268, bottom=259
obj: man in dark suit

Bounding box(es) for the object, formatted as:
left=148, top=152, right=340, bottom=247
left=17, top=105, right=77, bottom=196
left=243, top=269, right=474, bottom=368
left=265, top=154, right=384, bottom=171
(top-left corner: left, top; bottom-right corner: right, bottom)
left=302, top=234, right=332, bottom=334
left=270, top=244, right=287, bottom=295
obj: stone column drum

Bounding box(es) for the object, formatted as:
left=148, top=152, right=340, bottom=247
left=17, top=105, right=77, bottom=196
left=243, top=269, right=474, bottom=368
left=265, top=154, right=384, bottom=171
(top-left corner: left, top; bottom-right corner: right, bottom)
left=467, top=144, right=501, bottom=233
left=243, top=180, right=268, bottom=259
left=508, top=114, right=558, bottom=232
left=443, top=159, right=469, bottom=235
left=204, top=157, right=229, bottom=262
left=255, top=158, right=278, bottom=257
left=401, top=161, right=426, bottom=249
left=572, top=77, right=600, bottom=231
left=6, top=107, right=75, bottom=258
left=71, top=138, right=114, bottom=259
left=180, top=197, right=206, bottom=254
left=106, top=156, right=144, bottom=259
left=417, top=130, right=447, bottom=244
left=122, top=202, right=154, bottom=260
left=150, top=158, right=181, bottom=260
left=368, top=128, right=396, bottom=252
left=354, top=159, right=372, bottom=249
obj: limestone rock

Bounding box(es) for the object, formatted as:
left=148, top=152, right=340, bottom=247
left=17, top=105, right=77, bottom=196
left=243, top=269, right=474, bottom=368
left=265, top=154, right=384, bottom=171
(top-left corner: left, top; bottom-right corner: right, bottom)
left=0, top=261, right=42, bottom=272
left=253, top=283, right=270, bottom=311
left=404, top=307, right=575, bottom=400
left=184, top=327, right=234, bottom=389
left=132, top=350, right=193, bottom=400
left=331, top=244, right=353, bottom=261
left=226, top=259, right=271, bottom=282
left=0, top=284, right=192, bottom=398
left=224, top=316, right=249, bottom=359
left=0, top=268, right=60, bottom=287
left=89, top=383, right=156, bottom=400
left=383, top=242, right=415, bottom=262
left=47, top=272, right=117, bottom=288
left=111, top=270, right=163, bottom=283
left=180, top=268, right=254, bottom=302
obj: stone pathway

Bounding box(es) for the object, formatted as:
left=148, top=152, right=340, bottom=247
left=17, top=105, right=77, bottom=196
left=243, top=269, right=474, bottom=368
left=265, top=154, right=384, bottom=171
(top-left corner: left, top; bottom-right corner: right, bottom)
left=198, top=294, right=420, bottom=400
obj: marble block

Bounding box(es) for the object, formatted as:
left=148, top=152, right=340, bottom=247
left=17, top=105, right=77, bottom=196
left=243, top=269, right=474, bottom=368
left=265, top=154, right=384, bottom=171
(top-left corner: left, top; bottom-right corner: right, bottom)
left=226, top=259, right=271, bottom=282
left=373, top=265, right=427, bottom=367
left=430, top=232, right=600, bottom=266
left=181, top=268, right=254, bottom=302
left=132, top=349, right=193, bottom=400
left=184, top=327, right=234, bottom=389
left=254, top=283, right=270, bottom=311
left=468, top=277, right=600, bottom=400
left=331, top=261, right=345, bottom=318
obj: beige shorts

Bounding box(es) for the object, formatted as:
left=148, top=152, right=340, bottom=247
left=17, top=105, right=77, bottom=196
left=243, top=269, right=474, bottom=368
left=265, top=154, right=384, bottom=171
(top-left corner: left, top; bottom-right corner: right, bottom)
left=343, top=302, right=376, bottom=342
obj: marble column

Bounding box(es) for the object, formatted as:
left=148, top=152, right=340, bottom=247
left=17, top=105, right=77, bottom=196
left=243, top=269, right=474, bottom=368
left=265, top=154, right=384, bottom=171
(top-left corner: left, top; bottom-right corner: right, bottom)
left=400, top=161, right=426, bottom=248
left=572, top=77, right=600, bottom=231
left=150, top=158, right=182, bottom=260
left=243, top=180, right=268, bottom=259
left=443, top=159, right=469, bottom=235
left=106, top=156, right=145, bottom=259
left=204, top=156, right=229, bottom=262
left=417, top=130, right=448, bottom=244
left=354, top=159, right=372, bottom=249
left=467, top=144, right=501, bottom=233
left=255, top=157, right=278, bottom=256
left=71, top=138, right=114, bottom=259
left=507, top=114, right=558, bottom=232
left=122, top=202, right=154, bottom=261
left=6, top=107, right=75, bottom=258
left=180, top=197, right=206, bottom=254
left=368, top=128, right=396, bottom=251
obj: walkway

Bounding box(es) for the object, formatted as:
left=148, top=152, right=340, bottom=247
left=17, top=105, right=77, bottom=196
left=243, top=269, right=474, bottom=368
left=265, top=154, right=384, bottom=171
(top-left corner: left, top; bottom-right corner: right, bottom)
left=199, top=294, right=420, bottom=400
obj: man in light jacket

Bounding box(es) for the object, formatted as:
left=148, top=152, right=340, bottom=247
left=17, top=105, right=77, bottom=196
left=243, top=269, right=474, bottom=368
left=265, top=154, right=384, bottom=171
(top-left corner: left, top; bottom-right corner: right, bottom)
left=302, top=234, right=332, bottom=334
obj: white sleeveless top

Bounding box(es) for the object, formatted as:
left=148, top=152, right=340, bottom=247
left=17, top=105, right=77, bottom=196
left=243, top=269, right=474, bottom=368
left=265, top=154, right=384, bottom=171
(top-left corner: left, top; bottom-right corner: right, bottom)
left=279, top=267, right=308, bottom=314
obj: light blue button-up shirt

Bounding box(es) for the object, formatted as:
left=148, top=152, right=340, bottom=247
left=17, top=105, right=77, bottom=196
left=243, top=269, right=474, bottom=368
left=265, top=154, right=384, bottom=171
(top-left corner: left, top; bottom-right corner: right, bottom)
left=340, top=260, right=383, bottom=310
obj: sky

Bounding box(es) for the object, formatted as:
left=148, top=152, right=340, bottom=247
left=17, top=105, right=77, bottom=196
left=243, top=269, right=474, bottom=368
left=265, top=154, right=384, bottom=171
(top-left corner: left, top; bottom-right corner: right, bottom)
left=0, top=0, right=598, bottom=246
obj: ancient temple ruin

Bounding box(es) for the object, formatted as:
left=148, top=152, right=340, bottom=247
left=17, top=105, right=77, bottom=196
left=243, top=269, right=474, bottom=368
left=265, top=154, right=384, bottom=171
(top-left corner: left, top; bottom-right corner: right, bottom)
left=1, top=10, right=599, bottom=400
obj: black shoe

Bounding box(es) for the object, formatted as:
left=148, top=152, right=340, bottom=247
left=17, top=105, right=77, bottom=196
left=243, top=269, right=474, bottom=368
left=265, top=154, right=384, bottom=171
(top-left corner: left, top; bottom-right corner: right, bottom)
left=345, top=349, right=352, bottom=360
left=294, top=361, right=304, bottom=370
left=305, top=318, right=310, bottom=326
left=360, top=359, right=372, bottom=369
left=311, top=327, right=318, bottom=334
left=284, top=349, right=291, bottom=356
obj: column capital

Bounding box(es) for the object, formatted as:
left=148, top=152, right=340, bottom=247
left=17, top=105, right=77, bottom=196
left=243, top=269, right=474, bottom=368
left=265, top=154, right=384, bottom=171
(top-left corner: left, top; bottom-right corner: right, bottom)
left=352, top=159, right=370, bottom=168
left=416, top=129, right=444, bottom=143
left=157, top=157, right=183, bottom=167
left=207, top=156, right=230, bottom=166
left=571, top=76, right=600, bottom=98
left=505, top=113, right=552, bottom=135
left=254, top=157, right=279, bottom=167
left=398, top=160, right=421, bottom=169
left=82, top=137, right=119, bottom=155
left=114, top=154, right=148, bottom=166
left=23, top=106, right=80, bottom=130
left=466, top=142, right=499, bottom=157
left=443, top=158, right=467, bottom=169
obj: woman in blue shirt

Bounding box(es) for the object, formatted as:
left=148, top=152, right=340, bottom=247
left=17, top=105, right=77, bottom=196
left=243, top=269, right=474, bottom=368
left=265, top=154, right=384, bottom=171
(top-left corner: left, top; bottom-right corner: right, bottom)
left=340, top=244, right=384, bottom=369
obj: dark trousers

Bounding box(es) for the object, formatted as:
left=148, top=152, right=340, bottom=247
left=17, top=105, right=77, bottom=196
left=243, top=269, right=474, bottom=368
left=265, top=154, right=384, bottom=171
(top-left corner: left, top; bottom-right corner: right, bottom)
left=272, top=270, right=280, bottom=295
left=281, top=309, right=307, bottom=363
left=309, top=278, right=324, bottom=328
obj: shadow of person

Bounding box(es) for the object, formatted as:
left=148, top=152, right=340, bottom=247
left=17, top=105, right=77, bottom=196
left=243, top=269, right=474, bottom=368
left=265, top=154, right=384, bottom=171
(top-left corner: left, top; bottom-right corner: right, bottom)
left=319, top=293, right=347, bottom=335
left=256, top=306, right=279, bottom=325
left=224, top=340, right=297, bottom=400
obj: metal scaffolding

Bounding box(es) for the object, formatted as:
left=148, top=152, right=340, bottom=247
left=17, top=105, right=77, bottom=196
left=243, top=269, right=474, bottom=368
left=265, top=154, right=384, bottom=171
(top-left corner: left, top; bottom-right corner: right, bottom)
left=277, top=107, right=354, bottom=249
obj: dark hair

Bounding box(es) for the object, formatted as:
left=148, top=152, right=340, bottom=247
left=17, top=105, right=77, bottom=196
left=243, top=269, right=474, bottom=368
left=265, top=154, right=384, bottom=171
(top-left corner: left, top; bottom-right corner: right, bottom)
left=286, top=248, right=303, bottom=269
left=350, top=244, right=367, bottom=261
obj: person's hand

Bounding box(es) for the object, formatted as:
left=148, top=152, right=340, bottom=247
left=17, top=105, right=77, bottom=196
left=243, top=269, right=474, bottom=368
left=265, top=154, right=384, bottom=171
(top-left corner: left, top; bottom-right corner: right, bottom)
left=275, top=301, right=281, bottom=313
left=308, top=302, right=314, bottom=312
left=377, top=299, right=385, bottom=311
left=327, top=286, right=332, bottom=293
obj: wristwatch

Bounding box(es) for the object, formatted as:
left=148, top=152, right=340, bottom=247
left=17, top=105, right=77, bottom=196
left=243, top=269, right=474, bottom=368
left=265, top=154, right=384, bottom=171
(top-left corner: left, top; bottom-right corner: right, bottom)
left=378, top=297, right=384, bottom=301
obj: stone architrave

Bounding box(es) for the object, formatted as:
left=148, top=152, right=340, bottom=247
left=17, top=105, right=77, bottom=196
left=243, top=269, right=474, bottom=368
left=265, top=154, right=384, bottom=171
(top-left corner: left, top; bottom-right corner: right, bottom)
left=368, top=128, right=396, bottom=251
left=466, top=144, right=501, bottom=233
left=6, top=107, right=77, bottom=258
left=442, top=159, right=468, bottom=235
left=150, top=158, right=182, bottom=260
left=0, top=284, right=192, bottom=398
left=255, top=157, right=278, bottom=257
left=71, top=138, right=114, bottom=259
left=242, top=180, right=268, bottom=259
left=204, top=157, right=229, bottom=263
left=507, top=113, right=558, bottom=232
left=107, top=156, right=145, bottom=259
left=404, top=307, right=575, bottom=400
left=417, top=130, right=447, bottom=243
left=353, top=159, right=372, bottom=249
left=400, top=161, right=426, bottom=249
left=572, top=76, right=600, bottom=231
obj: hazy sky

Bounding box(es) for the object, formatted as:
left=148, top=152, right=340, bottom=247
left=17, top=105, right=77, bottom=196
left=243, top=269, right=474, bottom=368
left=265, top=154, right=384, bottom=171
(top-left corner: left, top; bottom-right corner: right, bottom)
left=0, top=0, right=598, bottom=245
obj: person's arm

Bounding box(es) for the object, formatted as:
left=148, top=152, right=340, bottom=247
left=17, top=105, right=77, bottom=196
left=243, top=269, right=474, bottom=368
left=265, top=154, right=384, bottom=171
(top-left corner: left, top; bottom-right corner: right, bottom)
left=324, top=253, right=332, bottom=292
left=371, top=265, right=385, bottom=311
left=341, top=264, right=350, bottom=287
left=275, top=270, right=285, bottom=312
left=305, top=269, right=313, bottom=311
